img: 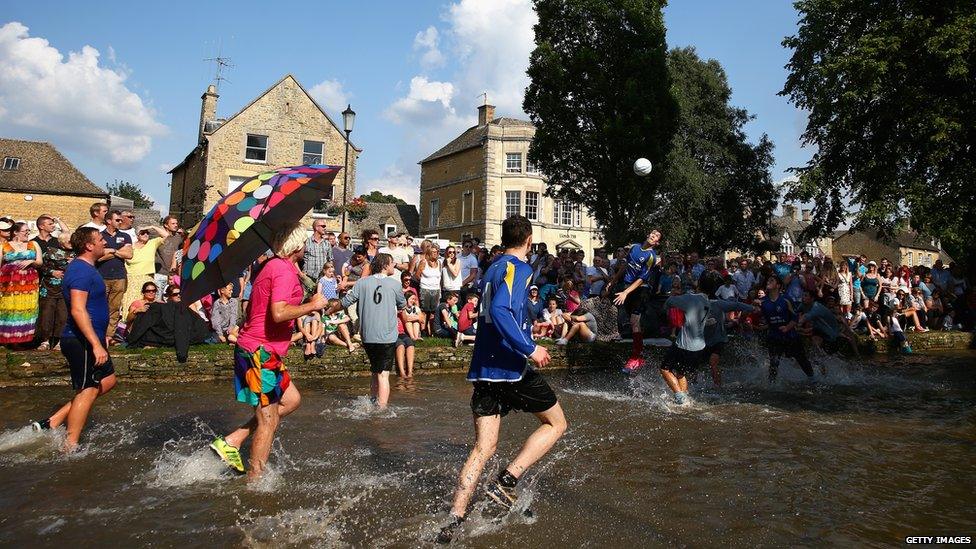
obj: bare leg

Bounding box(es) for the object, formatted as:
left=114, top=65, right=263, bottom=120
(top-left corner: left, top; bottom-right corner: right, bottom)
left=247, top=402, right=280, bottom=481
left=395, top=345, right=406, bottom=377
left=49, top=375, right=116, bottom=430
left=564, top=322, right=581, bottom=341
left=505, top=403, right=568, bottom=478
left=225, top=383, right=301, bottom=449
left=659, top=368, right=683, bottom=394
left=449, top=415, right=501, bottom=518
left=372, top=371, right=391, bottom=408
left=708, top=353, right=722, bottom=386
left=405, top=345, right=415, bottom=377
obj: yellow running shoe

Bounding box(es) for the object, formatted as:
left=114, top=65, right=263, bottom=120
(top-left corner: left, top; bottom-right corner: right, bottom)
left=209, top=437, right=245, bottom=473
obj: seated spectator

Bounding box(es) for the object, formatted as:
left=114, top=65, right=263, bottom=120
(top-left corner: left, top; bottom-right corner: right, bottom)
left=210, top=282, right=240, bottom=344
left=321, top=298, right=357, bottom=352
left=526, top=285, right=544, bottom=322
left=400, top=291, right=424, bottom=340
left=556, top=308, right=599, bottom=345
left=298, top=311, right=323, bottom=360
left=536, top=297, right=566, bottom=339
left=558, top=279, right=581, bottom=313
left=432, top=291, right=460, bottom=339
left=895, top=288, right=927, bottom=332
left=454, top=293, right=478, bottom=347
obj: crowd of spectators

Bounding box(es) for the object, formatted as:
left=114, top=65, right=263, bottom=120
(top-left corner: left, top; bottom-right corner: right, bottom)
left=1, top=203, right=973, bottom=364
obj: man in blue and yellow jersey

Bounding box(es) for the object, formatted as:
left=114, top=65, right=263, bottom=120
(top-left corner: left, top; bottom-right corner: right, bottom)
left=605, top=228, right=662, bottom=373
left=437, top=215, right=567, bottom=543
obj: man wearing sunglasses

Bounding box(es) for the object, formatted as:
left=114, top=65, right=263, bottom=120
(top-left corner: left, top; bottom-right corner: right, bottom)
left=332, top=232, right=354, bottom=274
left=118, top=209, right=137, bottom=240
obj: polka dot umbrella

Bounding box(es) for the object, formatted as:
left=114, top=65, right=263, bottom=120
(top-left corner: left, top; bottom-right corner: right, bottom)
left=179, top=164, right=341, bottom=304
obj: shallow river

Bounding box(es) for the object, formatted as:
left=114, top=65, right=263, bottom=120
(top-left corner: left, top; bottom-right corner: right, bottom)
left=1, top=348, right=974, bottom=547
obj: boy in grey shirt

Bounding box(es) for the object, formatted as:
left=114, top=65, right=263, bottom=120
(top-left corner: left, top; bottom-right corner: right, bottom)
left=659, top=290, right=711, bottom=405
left=327, top=253, right=406, bottom=408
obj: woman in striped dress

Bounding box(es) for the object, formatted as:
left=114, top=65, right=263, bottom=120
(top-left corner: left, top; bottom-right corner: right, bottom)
left=0, top=222, right=43, bottom=345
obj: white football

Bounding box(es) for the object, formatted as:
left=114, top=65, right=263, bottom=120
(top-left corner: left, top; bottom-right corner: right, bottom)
left=633, top=157, right=653, bottom=176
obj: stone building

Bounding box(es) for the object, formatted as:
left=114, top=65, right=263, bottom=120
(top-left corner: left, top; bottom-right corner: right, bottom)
left=769, top=205, right=832, bottom=258
left=418, top=104, right=603, bottom=257
left=346, top=202, right=420, bottom=242
left=832, top=228, right=951, bottom=267
left=0, top=138, right=108, bottom=229
left=168, top=75, right=360, bottom=228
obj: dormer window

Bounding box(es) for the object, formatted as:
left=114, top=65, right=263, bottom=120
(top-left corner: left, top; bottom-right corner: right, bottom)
left=2, top=157, right=20, bottom=170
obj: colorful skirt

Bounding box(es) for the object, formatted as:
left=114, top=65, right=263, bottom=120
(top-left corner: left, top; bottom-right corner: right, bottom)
left=233, top=345, right=291, bottom=407
left=0, top=265, right=39, bottom=344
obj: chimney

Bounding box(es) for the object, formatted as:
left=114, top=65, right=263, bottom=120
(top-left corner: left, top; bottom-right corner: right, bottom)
left=783, top=204, right=798, bottom=221
left=199, top=84, right=219, bottom=143
left=801, top=208, right=812, bottom=222
left=478, top=103, right=495, bottom=126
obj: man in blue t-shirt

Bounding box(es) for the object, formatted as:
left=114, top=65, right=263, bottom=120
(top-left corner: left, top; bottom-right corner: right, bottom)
left=604, top=228, right=662, bottom=374
left=97, top=210, right=133, bottom=343
left=29, top=227, right=118, bottom=452
left=438, top=216, right=566, bottom=544
left=758, top=275, right=814, bottom=382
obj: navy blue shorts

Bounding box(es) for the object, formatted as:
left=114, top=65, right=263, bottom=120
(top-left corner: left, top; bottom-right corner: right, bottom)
left=61, top=337, right=115, bottom=391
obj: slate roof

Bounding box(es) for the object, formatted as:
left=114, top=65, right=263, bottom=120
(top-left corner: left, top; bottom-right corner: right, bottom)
left=0, top=138, right=107, bottom=196
left=834, top=228, right=942, bottom=252
left=420, top=117, right=534, bottom=163
left=347, top=202, right=420, bottom=238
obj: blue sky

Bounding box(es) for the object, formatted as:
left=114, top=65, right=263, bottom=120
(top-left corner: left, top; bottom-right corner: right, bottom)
left=1, top=0, right=807, bottom=213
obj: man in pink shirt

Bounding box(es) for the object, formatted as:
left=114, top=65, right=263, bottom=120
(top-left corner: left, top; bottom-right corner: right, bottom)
left=210, top=223, right=326, bottom=480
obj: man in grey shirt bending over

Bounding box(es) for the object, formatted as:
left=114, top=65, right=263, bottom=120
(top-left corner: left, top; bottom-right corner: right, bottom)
left=326, top=253, right=406, bottom=408
left=659, top=289, right=712, bottom=405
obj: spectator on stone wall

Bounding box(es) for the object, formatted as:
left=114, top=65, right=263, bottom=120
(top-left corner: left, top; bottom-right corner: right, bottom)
left=97, top=211, right=132, bottom=344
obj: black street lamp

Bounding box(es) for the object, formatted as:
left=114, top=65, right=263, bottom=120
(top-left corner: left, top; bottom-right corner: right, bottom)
left=341, top=104, right=356, bottom=233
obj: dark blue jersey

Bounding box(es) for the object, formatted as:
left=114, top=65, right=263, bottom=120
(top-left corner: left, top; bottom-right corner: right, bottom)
left=761, top=294, right=797, bottom=341
left=468, top=254, right=537, bottom=382
left=623, top=243, right=658, bottom=285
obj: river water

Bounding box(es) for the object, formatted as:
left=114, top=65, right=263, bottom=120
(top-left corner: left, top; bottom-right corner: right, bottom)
left=1, top=348, right=974, bottom=547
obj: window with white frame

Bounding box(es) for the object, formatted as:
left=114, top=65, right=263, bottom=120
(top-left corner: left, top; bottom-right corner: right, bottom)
left=505, top=153, right=522, bottom=173
left=505, top=190, right=521, bottom=218
left=781, top=234, right=794, bottom=255
left=525, top=191, right=539, bottom=221
left=228, top=175, right=249, bottom=193
left=906, top=252, right=913, bottom=266
left=2, top=157, right=20, bottom=170
left=526, top=157, right=539, bottom=174
left=245, top=134, right=268, bottom=162
left=552, top=199, right=561, bottom=225
left=302, top=140, right=323, bottom=164
left=429, top=199, right=439, bottom=228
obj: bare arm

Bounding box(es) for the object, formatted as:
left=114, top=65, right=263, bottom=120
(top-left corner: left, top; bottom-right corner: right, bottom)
left=115, top=243, right=133, bottom=260
left=270, top=293, right=327, bottom=324
left=30, top=242, right=42, bottom=267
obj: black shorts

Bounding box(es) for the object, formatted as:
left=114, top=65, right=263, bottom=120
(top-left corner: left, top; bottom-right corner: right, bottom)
left=395, top=334, right=415, bottom=348
left=767, top=337, right=805, bottom=358
left=623, top=286, right=649, bottom=316
left=704, top=342, right=725, bottom=357
left=471, top=368, right=558, bottom=417
left=661, top=346, right=707, bottom=377
left=363, top=343, right=396, bottom=374
left=61, top=337, right=115, bottom=391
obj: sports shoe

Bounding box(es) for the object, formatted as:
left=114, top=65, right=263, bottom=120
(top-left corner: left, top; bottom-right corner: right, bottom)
left=484, top=479, right=517, bottom=510
left=620, top=357, right=645, bottom=375
left=901, top=345, right=913, bottom=355
left=435, top=515, right=464, bottom=544
left=30, top=419, right=50, bottom=431
left=36, top=341, right=49, bottom=351
left=555, top=338, right=568, bottom=345
left=209, top=437, right=245, bottom=473
left=674, top=391, right=690, bottom=405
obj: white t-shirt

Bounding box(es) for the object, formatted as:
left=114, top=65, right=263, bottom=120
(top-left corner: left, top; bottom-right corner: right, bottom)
left=715, top=284, right=739, bottom=301
left=586, top=265, right=608, bottom=296
left=379, top=246, right=412, bottom=278
left=82, top=222, right=106, bottom=231
left=542, top=308, right=563, bottom=323
left=121, top=228, right=137, bottom=241
left=460, top=253, right=480, bottom=287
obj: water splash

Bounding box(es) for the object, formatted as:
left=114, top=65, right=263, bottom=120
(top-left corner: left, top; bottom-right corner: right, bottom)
left=320, top=396, right=412, bottom=420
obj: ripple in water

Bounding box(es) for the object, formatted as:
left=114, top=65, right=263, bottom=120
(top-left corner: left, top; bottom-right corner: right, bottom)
left=320, top=396, right=415, bottom=420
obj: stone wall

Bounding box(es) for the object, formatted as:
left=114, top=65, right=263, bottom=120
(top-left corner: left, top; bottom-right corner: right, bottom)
left=0, top=191, right=102, bottom=230
left=1, top=332, right=970, bottom=388
left=0, top=341, right=629, bottom=387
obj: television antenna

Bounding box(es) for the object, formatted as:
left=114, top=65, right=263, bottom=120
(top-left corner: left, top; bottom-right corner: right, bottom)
left=204, top=42, right=234, bottom=94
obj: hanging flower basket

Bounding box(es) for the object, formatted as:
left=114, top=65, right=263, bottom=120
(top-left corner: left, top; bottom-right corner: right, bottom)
left=343, top=197, right=369, bottom=222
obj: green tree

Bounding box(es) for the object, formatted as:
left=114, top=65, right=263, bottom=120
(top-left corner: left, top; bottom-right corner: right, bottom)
left=781, top=0, right=976, bottom=262
left=524, top=0, right=677, bottom=247
left=655, top=47, right=778, bottom=254
left=106, top=179, right=154, bottom=209
left=359, top=190, right=407, bottom=205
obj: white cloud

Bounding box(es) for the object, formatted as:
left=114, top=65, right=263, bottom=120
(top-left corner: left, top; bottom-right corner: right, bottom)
left=413, top=26, right=445, bottom=71
left=0, top=22, right=166, bottom=165
left=360, top=164, right=420, bottom=205
left=384, top=76, right=458, bottom=125
left=308, top=78, right=351, bottom=115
